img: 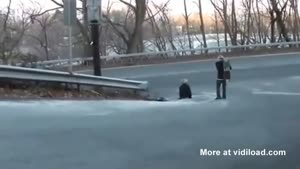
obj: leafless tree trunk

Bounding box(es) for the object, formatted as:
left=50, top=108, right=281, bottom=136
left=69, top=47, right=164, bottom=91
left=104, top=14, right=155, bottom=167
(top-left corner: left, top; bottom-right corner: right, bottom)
left=223, top=0, right=229, bottom=49
left=147, top=6, right=167, bottom=52
left=147, top=1, right=172, bottom=54
left=121, top=0, right=147, bottom=53
left=254, top=0, right=262, bottom=43
left=1, top=0, right=12, bottom=64
left=270, top=0, right=290, bottom=42
left=0, top=0, right=33, bottom=64
left=231, top=0, right=238, bottom=46
left=290, top=0, right=299, bottom=41
left=240, top=14, right=247, bottom=45
left=210, top=0, right=230, bottom=52
left=196, top=0, right=208, bottom=53
left=214, top=9, right=221, bottom=52
left=245, top=0, right=253, bottom=45
left=183, top=0, right=193, bottom=53
left=239, top=0, right=254, bottom=46
left=159, top=7, right=178, bottom=52
left=99, top=1, right=115, bottom=56
left=104, top=0, right=147, bottom=54
left=29, top=15, right=56, bottom=60
left=267, top=2, right=277, bottom=43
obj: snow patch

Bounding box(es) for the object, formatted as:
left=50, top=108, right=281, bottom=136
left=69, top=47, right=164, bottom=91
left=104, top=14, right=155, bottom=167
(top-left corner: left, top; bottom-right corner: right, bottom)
left=253, top=91, right=300, bottom=96
left=262, top=82, right=274, bottom=86
left=289, top=76, right=300, bottom=80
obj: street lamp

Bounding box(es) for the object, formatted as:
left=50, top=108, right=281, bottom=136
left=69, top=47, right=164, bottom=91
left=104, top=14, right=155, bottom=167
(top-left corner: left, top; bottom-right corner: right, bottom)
left=87, top=0, right=102, bottom=76
left=64, top=0, right=77, bottom=73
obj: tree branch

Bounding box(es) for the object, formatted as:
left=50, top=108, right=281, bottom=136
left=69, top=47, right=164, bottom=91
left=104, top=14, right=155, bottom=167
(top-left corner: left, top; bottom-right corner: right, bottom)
left=144, top=0, right=170, bottom=22
left=3, top=0, right=12, bottom=33
left=51, top=0, right=64, bottom=7
left=210, top=0, right=225, bottom=22
left=26, top=34, right=44, bottom=47
left=119, top=0, right=136, bottom=11
left=280, top=0, right=289, bottom=12
left=30, top=7, right=62, bottom=19
left=103, top=15, right=129, bottom=44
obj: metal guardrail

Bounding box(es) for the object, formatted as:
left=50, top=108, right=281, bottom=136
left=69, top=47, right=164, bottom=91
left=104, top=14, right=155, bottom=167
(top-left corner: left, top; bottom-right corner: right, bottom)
left=0, top=65, right=148, bottom=91
left=34, top=41, right=300, bottom=67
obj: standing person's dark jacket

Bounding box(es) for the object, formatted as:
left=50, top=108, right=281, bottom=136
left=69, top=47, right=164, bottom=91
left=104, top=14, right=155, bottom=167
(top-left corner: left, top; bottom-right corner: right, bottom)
left=215, top=60, right=225, bottom=79
left=179, top=83, right=192, bottom=99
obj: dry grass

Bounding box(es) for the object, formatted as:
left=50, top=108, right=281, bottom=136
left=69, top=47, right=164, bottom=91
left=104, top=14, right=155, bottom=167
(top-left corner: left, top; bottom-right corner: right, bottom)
left=0, top=83, right=146, bottom=100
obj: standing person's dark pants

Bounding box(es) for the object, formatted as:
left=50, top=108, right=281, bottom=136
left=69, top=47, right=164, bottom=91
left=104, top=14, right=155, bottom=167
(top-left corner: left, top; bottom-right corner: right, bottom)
left=215, top=60, right=227, bottom=99
left=216, top=79, right=226, bottom=99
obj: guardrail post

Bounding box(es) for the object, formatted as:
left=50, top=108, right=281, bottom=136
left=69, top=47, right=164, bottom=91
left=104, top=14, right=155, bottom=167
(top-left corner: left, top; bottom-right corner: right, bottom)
left=77, top=84, right=80, bottom=92
left=64, top=83, right=69, bottom=91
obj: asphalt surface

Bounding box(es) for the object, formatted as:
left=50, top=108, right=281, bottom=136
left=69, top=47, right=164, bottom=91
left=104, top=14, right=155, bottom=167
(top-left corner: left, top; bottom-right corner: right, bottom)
left=1, top=53, right=300, bottom=169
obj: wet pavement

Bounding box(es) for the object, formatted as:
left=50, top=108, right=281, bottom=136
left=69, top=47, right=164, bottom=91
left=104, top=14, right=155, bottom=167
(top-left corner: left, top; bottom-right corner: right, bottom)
left=1, top=53, right=300, bottom=169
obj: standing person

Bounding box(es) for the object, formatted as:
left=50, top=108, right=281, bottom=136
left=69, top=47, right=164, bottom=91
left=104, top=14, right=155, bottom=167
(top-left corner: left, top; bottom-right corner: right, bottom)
left=224, top=58, right=232, bottom=82
left=179, top=79, right=192, bottom=99
left=215, top=55, right=226, bottom=100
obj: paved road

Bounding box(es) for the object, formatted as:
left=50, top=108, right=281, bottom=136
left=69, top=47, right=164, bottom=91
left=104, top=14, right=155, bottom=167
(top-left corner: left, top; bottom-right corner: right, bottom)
left=101, top=53, right=300, bottom=98
left=1, top=53, right=300, bottom=169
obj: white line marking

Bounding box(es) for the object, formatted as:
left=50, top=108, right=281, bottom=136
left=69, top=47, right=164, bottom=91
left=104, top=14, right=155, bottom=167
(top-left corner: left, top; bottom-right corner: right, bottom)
left=253, top=91, right=300, bottom=96
left=77, top=52, right=300, bottom=73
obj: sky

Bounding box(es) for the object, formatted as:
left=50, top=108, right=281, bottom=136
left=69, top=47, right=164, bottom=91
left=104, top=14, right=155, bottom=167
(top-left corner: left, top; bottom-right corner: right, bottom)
left=0, top=0, right=214, bottom=15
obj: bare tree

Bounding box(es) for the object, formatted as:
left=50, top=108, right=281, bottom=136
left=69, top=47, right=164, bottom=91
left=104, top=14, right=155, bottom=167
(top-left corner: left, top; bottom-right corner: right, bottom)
left=244, top=0, right=253, bottom=45
left=157, top=4, right=178, bottom=52
left=104, top=6, right=133, bottom=54
left=210, top=0, right=229, bottom=50
left=267, top=2, right=277, bottom=42
left=0, top=0, right=12, bottom=64
left=183, top=0, right=193, bottom=52
left=104, top=0, right=147, bottom=54
left=231, top=0, right=238, bottom=45
left=121, top=0, right=147, bottom=53
left=0, top=0, right=34, bottom=64
left=195, top=0, right=208, bottom=53
left=290, top=0, right=299, bottom=41
left=269, top=0, right=290, bottom=42
left=146, top=2, right=169, bottom=52
left=99, top=0, right=114, bottom=56
left=214, top=9, right=221, bottom=52
left=50, top=0, right=92, bottom=57
left=210, top=0, right=240, bottom=48
left=253, top=0, right=262, bottom=43
left=29, top=14, right=57, bottom=60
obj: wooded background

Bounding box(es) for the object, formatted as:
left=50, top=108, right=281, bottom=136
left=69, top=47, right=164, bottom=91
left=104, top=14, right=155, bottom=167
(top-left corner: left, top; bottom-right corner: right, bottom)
left=0, top=0, right=298, bottom=65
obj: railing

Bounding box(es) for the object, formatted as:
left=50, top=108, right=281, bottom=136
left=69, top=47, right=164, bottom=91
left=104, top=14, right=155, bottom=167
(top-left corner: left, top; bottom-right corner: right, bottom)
left=0, top=65, right=148, bottom=91
left=34, top=41, right=300, bottom=66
